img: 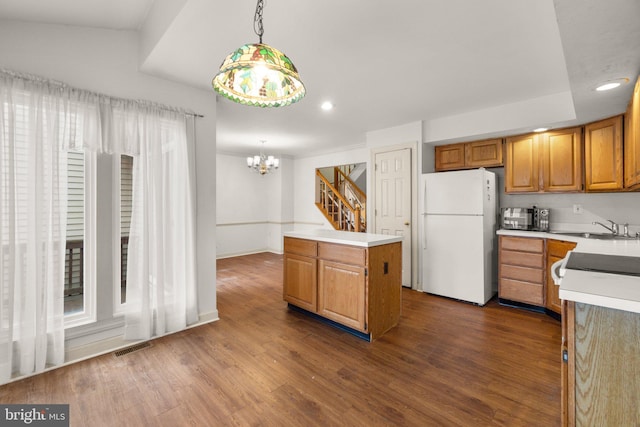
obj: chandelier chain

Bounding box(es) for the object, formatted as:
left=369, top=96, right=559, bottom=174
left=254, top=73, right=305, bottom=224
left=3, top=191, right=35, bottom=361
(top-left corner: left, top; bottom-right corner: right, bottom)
left=254, top=0, right=265, bottom=44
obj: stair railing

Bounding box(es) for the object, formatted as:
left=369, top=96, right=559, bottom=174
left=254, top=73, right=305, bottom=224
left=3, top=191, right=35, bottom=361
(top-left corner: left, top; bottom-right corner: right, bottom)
left=316, top=170, right=366, bottom=232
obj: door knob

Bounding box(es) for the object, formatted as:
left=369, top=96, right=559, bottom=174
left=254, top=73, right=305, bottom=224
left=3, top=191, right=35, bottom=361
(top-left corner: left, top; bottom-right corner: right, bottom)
left=404, top=221, right=410, bottom=226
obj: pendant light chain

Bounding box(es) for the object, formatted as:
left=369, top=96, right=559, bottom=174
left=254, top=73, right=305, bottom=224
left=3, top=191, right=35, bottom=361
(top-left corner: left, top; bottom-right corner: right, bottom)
left=254, top=0, right=265, bottom=44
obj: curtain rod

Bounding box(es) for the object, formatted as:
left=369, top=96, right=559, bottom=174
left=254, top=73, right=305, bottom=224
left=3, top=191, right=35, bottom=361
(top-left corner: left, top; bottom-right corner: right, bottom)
left=2, top=69, right=206, bottom=119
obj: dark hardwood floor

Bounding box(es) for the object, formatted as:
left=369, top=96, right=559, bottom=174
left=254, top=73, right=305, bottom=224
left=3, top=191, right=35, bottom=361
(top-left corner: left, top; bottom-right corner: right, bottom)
left=0, top=252, right=562, bottom=426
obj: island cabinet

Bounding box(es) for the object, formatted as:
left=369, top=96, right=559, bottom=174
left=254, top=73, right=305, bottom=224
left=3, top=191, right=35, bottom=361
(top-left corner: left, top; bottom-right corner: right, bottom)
left=283, top=234, right=402, bottom=341
left=283, top=237, right=318, bottom=312
left=562, top=301, right=640, bottom=426
left=498, top=235, right=545, bottom=305
left=545, top=239, right=576, bottom=314
left=504, top=127, right=583, bottom=193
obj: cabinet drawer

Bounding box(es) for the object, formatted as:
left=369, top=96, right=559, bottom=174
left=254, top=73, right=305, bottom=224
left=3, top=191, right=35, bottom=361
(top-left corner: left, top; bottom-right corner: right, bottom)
left=500, top=236, right=544, bottom=253
left=501, top=264, right=544, bottom=284
left=500, top=278, right=544, bottom=305
left=500, top=249, right=544, bottom=269
left=284, top=237, right=317, bottom=257
left=318, top=242, right=366, bottom=266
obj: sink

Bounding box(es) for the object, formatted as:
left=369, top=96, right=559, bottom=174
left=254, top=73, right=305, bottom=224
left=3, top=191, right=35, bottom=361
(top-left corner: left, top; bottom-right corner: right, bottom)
left=549, top=231, right=637, bottom=240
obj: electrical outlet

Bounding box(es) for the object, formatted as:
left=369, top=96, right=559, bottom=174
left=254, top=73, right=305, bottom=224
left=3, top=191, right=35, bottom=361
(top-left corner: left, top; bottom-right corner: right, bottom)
left=573, top=204, right=583, bottom=214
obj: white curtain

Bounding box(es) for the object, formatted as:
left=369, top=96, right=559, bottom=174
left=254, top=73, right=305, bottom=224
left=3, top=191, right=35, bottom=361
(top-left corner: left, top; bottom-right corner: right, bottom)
left=0, top=70, right=199, bottom=382
left=110, top=102, right=198, bottom=340
left=0, top=71, right=99, bottom=383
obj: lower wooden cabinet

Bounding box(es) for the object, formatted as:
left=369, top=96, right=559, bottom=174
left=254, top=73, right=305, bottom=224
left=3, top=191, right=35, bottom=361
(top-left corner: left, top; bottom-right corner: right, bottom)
left=283, top=237, right=318, bottom=312
left=283, top=236, right=401, bottom=340
left=318, top=259, right=366, bottom=330
left=498, top=235, right=545, bottom=305
left=562, top=301, right=640, bottom=426
left=545, top=240, right=576, bottom=314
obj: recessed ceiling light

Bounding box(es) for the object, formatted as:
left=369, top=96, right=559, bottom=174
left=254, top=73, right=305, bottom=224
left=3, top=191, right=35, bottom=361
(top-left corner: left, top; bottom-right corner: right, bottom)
left=321, top=101, right=334, bottom=111
left=533, top=127, right=548, bottom=133
left=595, top=78, right=629, bottom=91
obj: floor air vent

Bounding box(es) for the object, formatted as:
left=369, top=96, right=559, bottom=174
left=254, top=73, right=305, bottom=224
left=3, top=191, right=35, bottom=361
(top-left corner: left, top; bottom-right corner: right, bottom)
left=113, top=342, right=152, bottom=357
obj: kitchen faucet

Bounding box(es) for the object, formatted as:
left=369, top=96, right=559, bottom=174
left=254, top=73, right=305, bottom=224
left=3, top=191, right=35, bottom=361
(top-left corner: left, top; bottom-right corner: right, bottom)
left=592, top=220, right=618, bottom=235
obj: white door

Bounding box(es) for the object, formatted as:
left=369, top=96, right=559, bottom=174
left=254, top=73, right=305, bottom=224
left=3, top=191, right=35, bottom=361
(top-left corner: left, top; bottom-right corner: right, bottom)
left=375, top=148, right=411, bottom=287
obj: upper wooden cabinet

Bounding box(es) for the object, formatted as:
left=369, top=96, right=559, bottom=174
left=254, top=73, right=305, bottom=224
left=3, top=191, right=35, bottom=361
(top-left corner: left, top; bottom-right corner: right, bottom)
left=585, top=115, right=623, bottom=192
left=625, top=76, right=640, bottom=189
left=465, top=138, right=503, bottom=168
left=435, top=139, right=503, bottom=171
left=540, top=127, right=583, bottom=192
left=504, top=134, right=540, bottom=192
left=505, top=127, right=583, bottom=193
left=434, top=143, right=465, bottom=171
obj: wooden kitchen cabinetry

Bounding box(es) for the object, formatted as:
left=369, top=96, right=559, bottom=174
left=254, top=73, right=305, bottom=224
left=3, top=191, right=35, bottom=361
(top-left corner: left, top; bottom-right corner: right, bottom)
left=434, top=138, right=503, bottom=171
left=283, top=236, right=402, bottom=340
left=545, top=239, right=576, bottom=314
left=562, top=301, right=640, bottom=426
left=585, top=115, right=623, bottom=191
left=283, top=237, right=318, bottom=312
left=625, top=76, right=640, bottom=189
left=498, top=236, right=545, bottom=306
left=435, top=143, right=466, bottom=171
left=504, top=127, right=583, bottom=193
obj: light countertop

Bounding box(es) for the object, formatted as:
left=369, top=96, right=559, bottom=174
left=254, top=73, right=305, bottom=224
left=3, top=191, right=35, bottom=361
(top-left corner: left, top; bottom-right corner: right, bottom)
left=283, top=229, right=402, bottom=248
left=497, top=228, right=640, bottom=313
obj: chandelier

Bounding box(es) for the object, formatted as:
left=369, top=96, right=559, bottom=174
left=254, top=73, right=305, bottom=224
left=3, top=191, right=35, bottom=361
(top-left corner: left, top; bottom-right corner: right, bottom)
left=212, top=0, right=305, bottom=107
left=247, top=141, right=280, bottom=175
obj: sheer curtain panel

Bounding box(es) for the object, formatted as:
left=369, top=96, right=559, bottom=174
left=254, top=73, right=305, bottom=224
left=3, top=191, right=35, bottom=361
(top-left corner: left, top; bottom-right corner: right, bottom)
left=110, top=103, right=197, bottom=341
left=0, top=71, right=98, bottom=383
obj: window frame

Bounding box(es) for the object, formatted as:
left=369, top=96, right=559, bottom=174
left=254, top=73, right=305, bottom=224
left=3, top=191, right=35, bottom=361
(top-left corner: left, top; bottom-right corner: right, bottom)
left=64, top=150, right=97, bottom=328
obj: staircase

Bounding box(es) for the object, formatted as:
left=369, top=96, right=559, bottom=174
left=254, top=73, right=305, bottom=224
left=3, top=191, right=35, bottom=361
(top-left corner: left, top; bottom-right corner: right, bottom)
left=315, top=166, right=366, bottom=232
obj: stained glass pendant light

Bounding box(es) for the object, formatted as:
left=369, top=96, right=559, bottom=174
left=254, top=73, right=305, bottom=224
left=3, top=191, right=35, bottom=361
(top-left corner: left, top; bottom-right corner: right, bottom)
left=212, top=0, right=305, bottom=107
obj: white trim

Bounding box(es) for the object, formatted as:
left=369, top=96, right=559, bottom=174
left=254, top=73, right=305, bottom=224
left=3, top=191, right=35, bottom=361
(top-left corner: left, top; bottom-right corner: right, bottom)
left=217, top=220, right=296, bottom=227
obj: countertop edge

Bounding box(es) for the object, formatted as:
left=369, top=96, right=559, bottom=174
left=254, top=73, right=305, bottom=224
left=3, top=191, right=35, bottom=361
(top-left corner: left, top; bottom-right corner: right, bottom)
left=283, top=230, right=403, bottom=248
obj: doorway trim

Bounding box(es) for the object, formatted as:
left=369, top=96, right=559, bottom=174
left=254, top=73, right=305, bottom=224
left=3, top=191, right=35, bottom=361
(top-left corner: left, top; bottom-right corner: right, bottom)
left=370, top=141, right=419, bottom=289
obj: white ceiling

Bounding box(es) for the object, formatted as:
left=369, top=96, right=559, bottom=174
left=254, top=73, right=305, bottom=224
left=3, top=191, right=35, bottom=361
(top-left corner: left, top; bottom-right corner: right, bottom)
left=1, top=0, right=638, bottom=157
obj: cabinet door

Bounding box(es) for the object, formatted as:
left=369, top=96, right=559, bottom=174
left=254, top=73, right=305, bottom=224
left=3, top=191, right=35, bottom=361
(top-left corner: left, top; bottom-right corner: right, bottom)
left=625, top=77, right=640, bottom=188
left=541, top=127, right=583, bottom=192
left=435, top=143, right=466, bottom=171
left=585, top=116, right=623, bottom=191
left=317, top=260, right=366, bottom=331
left=546, top=239, right=576, bottom=314
left=504, top=134, right=539, bottom=192
left=283, top=254, right=317, bottom=312
left=465, top=138, right=503, bottom=167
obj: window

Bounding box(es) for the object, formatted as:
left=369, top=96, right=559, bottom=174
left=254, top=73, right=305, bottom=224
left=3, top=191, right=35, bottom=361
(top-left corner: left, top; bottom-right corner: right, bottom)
left=114, top=154, right=133, bottom=312
left=63, top=149, right=96, bottom=328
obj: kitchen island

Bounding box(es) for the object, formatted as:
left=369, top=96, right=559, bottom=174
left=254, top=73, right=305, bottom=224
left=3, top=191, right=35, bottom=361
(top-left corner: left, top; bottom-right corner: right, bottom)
left=282, top=229, right=402, bottom=341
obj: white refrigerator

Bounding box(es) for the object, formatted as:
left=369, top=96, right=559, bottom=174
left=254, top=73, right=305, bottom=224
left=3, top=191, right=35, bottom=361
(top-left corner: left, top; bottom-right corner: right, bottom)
left=420, top=169, right=497, bottom=305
